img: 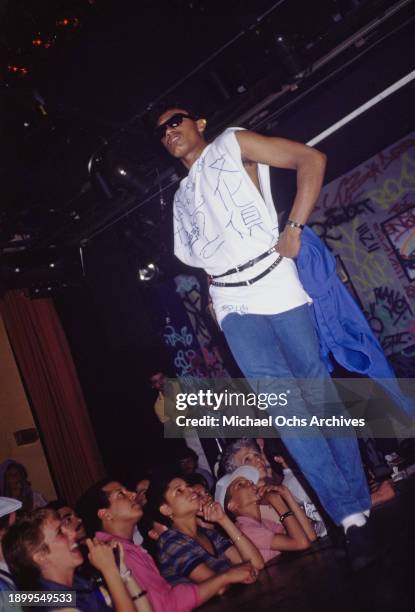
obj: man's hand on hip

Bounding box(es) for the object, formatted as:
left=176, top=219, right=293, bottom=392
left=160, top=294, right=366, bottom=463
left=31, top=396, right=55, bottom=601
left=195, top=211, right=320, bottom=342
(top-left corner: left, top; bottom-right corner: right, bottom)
left=276, top=227, right=301, bottom=258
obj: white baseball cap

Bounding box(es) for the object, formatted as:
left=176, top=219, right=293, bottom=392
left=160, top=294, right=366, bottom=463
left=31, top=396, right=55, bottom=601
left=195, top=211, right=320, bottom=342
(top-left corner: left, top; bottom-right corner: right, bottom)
left=215, top=466, right=260, bottom=509
left=0, top=496, right=22, bottom=519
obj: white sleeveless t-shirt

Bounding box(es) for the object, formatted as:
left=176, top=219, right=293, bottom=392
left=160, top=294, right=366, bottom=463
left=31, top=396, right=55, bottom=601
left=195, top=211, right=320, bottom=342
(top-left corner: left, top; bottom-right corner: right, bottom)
left=173, top=128, right=310, bottom=327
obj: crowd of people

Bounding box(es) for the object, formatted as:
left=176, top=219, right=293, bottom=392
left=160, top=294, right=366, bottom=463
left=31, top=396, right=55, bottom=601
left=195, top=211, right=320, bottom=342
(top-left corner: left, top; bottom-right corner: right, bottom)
left=0, top=433, right=399, bottom=612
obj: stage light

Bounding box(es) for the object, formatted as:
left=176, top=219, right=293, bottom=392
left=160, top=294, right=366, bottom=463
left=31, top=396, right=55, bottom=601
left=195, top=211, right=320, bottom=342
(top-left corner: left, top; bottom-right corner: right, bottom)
left=138, top=262, right=159, bottom=282
left=8, top=65, right=28, bottom=76
left=56, top=17, right=80, bottom=28
left=49, top=263, right=55, bottom=268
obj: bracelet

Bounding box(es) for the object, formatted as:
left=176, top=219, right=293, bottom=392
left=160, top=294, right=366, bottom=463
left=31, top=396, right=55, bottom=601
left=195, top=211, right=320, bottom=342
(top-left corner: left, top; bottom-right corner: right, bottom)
left=132, top=591, right=148, bottom=600
left=279, top=510, right=294, bottom=523
left=286, top=219, right=304, bottom=231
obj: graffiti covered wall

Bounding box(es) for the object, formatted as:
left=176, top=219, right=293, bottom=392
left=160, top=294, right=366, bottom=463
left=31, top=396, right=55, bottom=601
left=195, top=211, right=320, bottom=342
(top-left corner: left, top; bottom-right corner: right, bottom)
left=174, top=274, right=229, bottom=379
left=154, top=276, right=228, bottom=382
left=309, top=132, right=415, bottom=376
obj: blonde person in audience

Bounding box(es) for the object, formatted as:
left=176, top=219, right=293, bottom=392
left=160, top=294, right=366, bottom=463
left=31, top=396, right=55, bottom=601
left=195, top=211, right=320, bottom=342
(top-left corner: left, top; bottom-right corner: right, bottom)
left=2, top=508, right=146, bottom=612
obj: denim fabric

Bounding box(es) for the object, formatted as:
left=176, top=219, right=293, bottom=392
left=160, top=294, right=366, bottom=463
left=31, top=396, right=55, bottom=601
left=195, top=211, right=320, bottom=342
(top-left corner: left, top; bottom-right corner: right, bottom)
left=222, top=304, right=371, bottom=525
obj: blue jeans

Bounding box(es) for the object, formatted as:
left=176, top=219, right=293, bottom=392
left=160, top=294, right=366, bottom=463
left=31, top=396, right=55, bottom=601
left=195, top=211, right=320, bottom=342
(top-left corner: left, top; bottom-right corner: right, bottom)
left=222, top=304, right=371, bottom=525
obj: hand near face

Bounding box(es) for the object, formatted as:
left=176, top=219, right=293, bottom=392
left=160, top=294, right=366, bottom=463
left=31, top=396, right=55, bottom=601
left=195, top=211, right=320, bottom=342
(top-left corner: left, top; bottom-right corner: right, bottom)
left=265, top=483, right=290, bottom=498
left=200, top=500, right=226, bottom=524
left=86, top=538, right=119, bottom=574
left=256, top=484, right=282, bottom=504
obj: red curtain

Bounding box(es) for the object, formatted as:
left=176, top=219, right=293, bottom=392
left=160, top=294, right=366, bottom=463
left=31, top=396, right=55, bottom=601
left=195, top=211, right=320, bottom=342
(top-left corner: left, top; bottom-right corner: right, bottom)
left=0, top=290, right=105, bottom=506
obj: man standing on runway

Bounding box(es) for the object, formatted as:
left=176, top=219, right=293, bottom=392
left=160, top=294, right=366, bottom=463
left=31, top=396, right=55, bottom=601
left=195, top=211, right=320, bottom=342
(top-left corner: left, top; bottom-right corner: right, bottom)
left=153, top=106, right=373, bottom=568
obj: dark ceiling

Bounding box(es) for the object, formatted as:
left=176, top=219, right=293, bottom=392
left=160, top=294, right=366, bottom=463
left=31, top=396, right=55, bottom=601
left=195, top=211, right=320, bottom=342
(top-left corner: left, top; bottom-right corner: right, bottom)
left=1, top=0, right=415, bottom=294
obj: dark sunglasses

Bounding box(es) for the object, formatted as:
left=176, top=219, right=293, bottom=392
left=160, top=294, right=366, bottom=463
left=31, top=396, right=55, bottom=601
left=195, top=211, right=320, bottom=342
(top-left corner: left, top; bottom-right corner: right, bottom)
left=155, top=113, right=197, bottom=140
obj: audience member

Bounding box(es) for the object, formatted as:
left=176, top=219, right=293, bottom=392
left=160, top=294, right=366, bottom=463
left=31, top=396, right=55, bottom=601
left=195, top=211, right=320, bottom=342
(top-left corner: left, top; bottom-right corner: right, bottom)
left=135, top=480, right=151, bottom=509
left=45, top=499, right=101, bottom=584
left=219, top=439, right=286, bottom=524
left=140, top=474, right=214, bottom=556
left=0, top=496, right=22, bottom=612
left=176, top=447, right=215, bottom=491
left=219, top=439, right=275, bottom=482
left=77, top=478, right=258, bottom=612
left=146, top=469, right=263, bottom=587
left=150, top=372, right=213, bottom=476
left=216, top=466, right=316, bottom=563
left=2, top=508, right=141, bottom=612
left=46, top=500, right=87, bottom=543
left=131, top=480, right=151, bottom=547
left=220, top=438, right=328, bottom=535
left=151, top=372, right=172, bottom=425
left=0, top=460, right=47, bottom=512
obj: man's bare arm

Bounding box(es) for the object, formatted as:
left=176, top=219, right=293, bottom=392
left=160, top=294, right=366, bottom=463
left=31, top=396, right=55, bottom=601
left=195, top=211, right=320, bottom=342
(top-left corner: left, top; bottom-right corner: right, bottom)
left=235, top=130, right=327, bottom=257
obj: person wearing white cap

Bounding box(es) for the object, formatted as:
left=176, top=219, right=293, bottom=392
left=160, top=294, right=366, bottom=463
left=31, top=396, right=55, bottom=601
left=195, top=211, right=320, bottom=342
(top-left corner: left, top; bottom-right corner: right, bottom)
left=0, top=496, right=22, bottom=611
left=215, top=467, right=315, bottom=563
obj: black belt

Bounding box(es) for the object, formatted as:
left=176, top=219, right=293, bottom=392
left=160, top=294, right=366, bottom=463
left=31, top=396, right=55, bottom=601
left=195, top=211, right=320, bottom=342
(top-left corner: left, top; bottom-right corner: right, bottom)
left=209, top=246, right=278, bottom=279
left=209, top=255, right=283, bottom=287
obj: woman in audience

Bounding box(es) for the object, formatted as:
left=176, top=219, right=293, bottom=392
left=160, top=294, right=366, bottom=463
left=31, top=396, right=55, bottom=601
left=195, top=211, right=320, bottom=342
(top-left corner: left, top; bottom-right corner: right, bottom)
left=146, top=469, right=264, bottom=587
left=141, top=475, right=215, bottom=556
left=215, top=466, right=316, bottom=563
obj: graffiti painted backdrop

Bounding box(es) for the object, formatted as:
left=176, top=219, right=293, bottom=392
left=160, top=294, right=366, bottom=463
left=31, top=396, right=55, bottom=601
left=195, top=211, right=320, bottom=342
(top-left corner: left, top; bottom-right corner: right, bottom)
left=154, top=276, right=229, bottom=383
left=309, top=132, right=415, bottom=376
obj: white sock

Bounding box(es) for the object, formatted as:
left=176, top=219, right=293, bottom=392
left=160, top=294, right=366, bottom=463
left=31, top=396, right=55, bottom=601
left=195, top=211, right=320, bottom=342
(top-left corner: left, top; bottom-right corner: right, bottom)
left=341, top=512, right=367, bottom=533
